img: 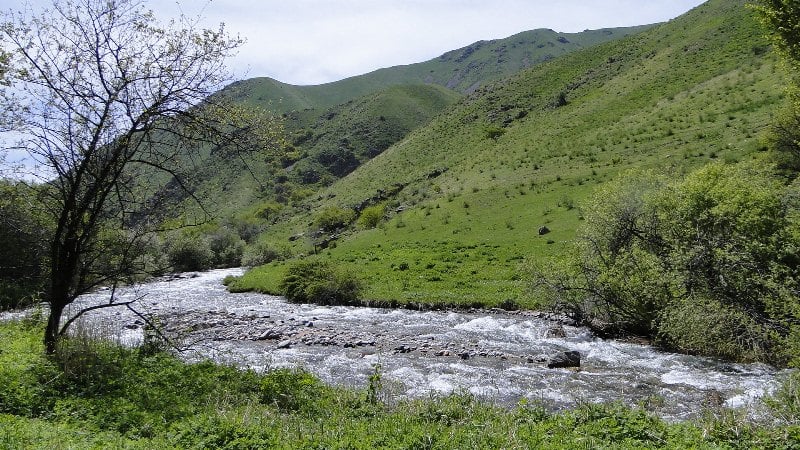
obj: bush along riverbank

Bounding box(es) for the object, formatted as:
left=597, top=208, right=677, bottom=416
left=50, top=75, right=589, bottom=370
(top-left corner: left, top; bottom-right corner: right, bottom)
left=1, top=318, right=800, bottom=448
left=532, top=160, right=800, bottom=367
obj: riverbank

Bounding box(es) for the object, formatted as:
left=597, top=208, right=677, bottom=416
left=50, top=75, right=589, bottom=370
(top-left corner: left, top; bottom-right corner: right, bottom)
left=224, top=240, right=538, bottom=311
left=2, top=319, right=798, bottom=448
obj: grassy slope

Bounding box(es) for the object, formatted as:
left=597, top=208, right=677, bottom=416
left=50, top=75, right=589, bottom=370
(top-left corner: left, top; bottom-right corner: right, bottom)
left=156, top=25, right=648, bottom=227
left=1, top=320, right=795, bottom=448
left=232, top=0, right=787, bottom=308
left=175, top=83, right=461, bottom=220
left=285, top=84, right=462, bottom=178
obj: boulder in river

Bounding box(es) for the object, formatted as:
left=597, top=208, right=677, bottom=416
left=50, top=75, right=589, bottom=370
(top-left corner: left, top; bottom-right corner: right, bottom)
left=547, top=350, right=581, bottom=369
left=256, top=329, right=283, bottom=341
left=545, top=325, right=567, bottom=338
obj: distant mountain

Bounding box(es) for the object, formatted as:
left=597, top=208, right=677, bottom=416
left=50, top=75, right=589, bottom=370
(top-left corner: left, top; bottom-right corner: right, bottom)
left=222, top=25, right=653, bottom=114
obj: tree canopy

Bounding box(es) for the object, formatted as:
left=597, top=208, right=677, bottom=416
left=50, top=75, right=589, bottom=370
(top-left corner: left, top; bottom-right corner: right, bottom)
left=755, top=0, right=800, bottom=171
left=536, top=162, right=800, bottom=364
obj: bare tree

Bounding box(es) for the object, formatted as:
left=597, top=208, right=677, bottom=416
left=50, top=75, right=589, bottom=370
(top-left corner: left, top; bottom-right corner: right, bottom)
left=0, top=0, right=279, bottom=353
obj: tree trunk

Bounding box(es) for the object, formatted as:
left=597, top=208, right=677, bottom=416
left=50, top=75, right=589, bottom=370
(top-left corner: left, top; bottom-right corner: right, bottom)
left=45, top=245, right=73, bottom=355
left=44, top=302, right=65, bottom=355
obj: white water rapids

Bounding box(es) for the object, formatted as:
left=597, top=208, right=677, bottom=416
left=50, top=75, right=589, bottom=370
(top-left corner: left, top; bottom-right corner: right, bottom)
left=12, top=268, right=788, bottom=421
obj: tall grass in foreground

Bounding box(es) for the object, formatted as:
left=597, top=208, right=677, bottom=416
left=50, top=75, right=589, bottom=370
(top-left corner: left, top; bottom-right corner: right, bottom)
left=1, top=319, right=799, bottom=448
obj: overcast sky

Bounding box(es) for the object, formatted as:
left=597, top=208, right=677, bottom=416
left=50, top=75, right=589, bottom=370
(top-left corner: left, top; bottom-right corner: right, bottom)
left=7, top=0, right=708, bottom=86
left=171, top=0, right=708, bottom=85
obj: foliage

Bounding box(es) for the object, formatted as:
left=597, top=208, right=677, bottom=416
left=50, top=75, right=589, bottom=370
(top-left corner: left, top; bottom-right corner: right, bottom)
left=755, top=0, right=800, bottom=74
left=483, top=125, right=506, bottom=140
left=280, top=259, right=362, bottom=305
left=0, top=320, right=798, bottom=448
left=257, top=368, right=323, bottom=413
left=0, top=182, right=49, bottom=310
left=207, top=226, right=246, bottom=268
left=537, top=161, right=800, bottom=364
left=167, top=232, right=214, bottom=273
left=252, top=200, right=283, bottom=221
left=357, top=203, right=387, bottom=229
left=768, top=103, right=800, bottom=171
left=313, top=206, right=356, bottom=232
left=240, top=241, right=287, bottom=267
left=755, top=0, right=800, bottom=171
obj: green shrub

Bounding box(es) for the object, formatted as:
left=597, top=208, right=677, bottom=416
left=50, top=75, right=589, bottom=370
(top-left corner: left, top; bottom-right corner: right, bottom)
left=656, top=295, right=774, bottom=362
left=253, top=200, right=283, bottom=220
left=240, top=242, right=286, bottom=267
left=280, top=259, right=362, bottom=305
left=357, top=203, right=386, bottom=229
left=538, top=161, right=800, bottom=364
left=483, top=126, right=506, bottom=140
left=207, top=227, right=246, bottom=268
left=167, top=233, right=214, bottom=272
left=313, top=206, right=356, bottom=232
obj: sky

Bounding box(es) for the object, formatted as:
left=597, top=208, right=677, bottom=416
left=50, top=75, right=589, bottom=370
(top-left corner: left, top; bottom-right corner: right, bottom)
left=161, top=0, right=708, bottom=85
left=8, top=0, right=707, bottom=86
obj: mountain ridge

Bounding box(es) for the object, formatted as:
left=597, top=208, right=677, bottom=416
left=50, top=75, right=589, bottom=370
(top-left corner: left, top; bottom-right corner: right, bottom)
left=222, top=25, right=655, bottom=115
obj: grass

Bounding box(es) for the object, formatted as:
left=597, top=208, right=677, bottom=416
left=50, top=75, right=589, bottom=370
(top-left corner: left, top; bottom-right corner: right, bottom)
left=1, top=319, right=799, bottom=448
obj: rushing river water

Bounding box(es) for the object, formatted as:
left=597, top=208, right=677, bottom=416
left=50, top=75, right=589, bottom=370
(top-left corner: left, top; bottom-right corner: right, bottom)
left=24, top=268, right=787, bottom=421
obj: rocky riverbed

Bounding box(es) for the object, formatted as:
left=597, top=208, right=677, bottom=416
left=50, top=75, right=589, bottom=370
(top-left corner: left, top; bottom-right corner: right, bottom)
left=31, top=268, right=786, bottom=421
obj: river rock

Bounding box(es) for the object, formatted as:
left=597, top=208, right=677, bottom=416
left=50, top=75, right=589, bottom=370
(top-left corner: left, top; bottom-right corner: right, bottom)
left=256, top=329, right=283, bottom=341
left=527, top=355, right=548, bottom=364
left=545, top=325, right=567, bottom=338
left=276, top=340, right=292, bottom=349
left=547, top=350, right=581, bottom=369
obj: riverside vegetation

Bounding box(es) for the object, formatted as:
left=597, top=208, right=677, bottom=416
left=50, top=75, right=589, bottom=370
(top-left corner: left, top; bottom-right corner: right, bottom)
left=3, top=0, right=800, bottom=447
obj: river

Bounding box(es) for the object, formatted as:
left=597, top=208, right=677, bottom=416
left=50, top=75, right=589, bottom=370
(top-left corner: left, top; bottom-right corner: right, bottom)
left=26, top=268, right=788, bottom=421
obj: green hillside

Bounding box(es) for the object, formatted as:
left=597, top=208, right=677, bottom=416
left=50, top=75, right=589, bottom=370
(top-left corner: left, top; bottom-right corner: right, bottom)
left=285, top=84, right=461, bottom=183
left=231, top=0, right=787, bottom=308
left=168, top=24, right=649, bottom=226
left=161, top=83, right=460, bottom=225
